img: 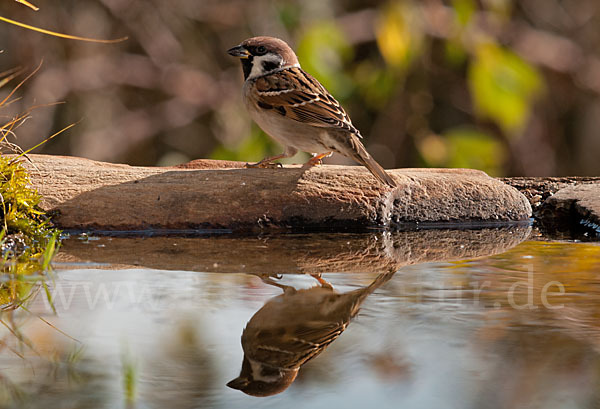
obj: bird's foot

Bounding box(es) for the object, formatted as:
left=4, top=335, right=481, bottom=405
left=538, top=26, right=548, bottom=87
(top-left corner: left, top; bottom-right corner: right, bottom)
left=310, top=273, right=334, bottom=290
left=257, top=273, right=282, bottom=281
left=245, top=161, right=283, bottom=169
left=301, top=158, right=322, bottom=169
left=258, top=274, right=296, bottom=294
left=302, top=152, right=333, bottom=169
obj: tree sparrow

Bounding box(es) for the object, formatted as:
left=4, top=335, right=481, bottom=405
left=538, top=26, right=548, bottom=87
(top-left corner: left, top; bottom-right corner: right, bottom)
left=227, top=272, right=395, bottom=396
left=227, top=36, right=397, bottom=188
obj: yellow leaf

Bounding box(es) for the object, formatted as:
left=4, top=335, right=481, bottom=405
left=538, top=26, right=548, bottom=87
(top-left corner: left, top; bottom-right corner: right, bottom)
left=376, top=2, right=422, bottom=70
left=468, top=43, right=543, bottom=135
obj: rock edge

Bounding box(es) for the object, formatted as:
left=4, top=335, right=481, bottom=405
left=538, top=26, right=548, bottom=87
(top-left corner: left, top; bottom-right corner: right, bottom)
left=20, top=154, right=532, bottom=232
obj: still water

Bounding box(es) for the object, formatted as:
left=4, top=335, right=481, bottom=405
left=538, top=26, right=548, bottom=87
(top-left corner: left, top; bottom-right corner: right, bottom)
left=1, top=227, right=600, bottom=409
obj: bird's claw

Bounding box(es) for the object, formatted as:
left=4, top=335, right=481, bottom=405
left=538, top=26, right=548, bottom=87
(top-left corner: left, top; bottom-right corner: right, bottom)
left=257, top=273, right=296, bottom=294
left=257, top=273, right=283, bottom=280
left=301, top=159, right=322, bottom=170
left=303, top=152, right=332, bottom=169
left=245, top=162, right=283, bottom=169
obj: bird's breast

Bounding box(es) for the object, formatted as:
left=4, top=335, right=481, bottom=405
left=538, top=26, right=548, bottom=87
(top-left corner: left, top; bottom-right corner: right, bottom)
left=242, top=82, right=332, bottom=153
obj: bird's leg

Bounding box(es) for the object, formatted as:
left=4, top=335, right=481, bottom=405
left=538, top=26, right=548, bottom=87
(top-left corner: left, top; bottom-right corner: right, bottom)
left=245, top=154, right=286, bottom=169
left=258, top=274, right=297, bottom=294
left=302, top=152, right=333, bottom=169
left=245, top=147, right=298, bottom=169
left=309, top=273, right=333, bottom=290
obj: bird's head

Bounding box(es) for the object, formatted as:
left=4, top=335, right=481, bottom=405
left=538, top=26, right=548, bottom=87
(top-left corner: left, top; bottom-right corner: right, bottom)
left=227, top=36, right=299, bottom=80
left=226, top=355, right=299, bottom=397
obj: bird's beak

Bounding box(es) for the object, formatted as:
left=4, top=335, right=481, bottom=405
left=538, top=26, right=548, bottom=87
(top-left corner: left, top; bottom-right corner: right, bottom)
left=227, top=376, right=249, bottom=390
left=227, top=45, right=251, bottom=59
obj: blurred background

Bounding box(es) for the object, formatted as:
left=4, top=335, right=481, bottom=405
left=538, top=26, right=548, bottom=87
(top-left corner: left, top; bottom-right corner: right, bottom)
left=1, top=0, right=599, bottom=176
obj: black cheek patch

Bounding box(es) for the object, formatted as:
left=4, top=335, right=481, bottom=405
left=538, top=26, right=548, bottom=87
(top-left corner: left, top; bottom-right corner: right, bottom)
left=262, top=60, right=280, bottom=72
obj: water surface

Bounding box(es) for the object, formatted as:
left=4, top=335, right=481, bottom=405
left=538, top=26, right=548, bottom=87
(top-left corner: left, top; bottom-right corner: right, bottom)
left=1, top=228, right=600, bottom=409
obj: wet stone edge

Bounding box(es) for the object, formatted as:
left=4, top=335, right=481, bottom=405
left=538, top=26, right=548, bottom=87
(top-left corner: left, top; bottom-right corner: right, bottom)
left=501, top=177, right=600, bottom=240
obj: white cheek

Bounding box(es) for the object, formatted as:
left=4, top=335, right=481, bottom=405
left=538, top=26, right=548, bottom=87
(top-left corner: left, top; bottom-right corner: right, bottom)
left=249, top=60, right=265, bottom=79
left=249, top=358, right=281, bottom=382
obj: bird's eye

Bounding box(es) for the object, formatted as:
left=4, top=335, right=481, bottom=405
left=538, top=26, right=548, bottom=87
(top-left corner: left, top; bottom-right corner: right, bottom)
left=255, top=46, right=267, bottom=55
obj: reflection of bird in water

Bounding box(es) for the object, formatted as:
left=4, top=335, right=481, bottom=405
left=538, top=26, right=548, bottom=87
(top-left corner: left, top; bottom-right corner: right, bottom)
left=227, top=272, right=394, bottom=397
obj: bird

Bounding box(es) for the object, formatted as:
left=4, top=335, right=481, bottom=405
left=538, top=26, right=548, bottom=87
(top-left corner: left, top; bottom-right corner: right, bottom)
left=227, top=36, right=397, bottom=188
left=226, top=272, right=395, bottom=397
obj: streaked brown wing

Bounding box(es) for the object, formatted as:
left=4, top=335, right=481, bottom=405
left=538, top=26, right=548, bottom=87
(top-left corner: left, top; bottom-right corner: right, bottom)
left=243, top=320, right=347, bottom=369
left=253, top=67, right=361, bottom=136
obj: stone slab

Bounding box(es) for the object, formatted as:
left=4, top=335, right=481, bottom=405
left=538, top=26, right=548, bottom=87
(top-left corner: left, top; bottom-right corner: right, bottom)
left=19, top=154, right=532, bottom=232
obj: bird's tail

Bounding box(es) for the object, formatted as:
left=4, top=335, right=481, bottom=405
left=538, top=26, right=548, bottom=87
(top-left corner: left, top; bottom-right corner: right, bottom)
left=357, top=154, right=397, bottom=188
left=346, top=133, right=397, bottom=188
left=348, top=271, right=396, bottom=316
left=361, top=272, right=396, bottom=299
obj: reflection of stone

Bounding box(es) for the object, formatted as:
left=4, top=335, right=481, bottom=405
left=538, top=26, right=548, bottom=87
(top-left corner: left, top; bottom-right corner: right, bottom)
left=55, top=226, right=532, bottom=274
left=20, top=154, right=531, bottom=232
left=227, top=273, right=394, bottom=397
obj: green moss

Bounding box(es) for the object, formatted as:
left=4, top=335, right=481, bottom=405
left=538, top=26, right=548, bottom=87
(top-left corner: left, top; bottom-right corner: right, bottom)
left=0, top=154, right=59, bottom=253
left=0, top=154, right=60, bottom=311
